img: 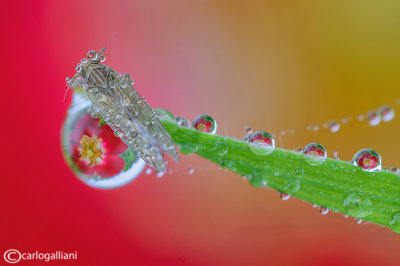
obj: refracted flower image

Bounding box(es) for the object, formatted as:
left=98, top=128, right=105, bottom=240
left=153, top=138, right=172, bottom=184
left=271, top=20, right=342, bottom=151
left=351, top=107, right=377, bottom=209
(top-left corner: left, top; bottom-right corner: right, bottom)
left=61, top=94, right=145, bottom=189
left=70, top=114, right=128, bottom=178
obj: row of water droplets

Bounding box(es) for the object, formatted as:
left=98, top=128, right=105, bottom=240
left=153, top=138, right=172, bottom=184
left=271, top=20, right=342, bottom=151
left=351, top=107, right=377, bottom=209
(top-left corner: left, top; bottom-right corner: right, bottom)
left=166, top=108, right=400, bottom=233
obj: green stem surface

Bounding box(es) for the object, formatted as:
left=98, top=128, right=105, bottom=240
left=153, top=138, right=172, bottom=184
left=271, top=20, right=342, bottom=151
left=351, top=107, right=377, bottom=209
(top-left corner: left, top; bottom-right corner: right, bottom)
left=161, top=118, right=400, bottom=231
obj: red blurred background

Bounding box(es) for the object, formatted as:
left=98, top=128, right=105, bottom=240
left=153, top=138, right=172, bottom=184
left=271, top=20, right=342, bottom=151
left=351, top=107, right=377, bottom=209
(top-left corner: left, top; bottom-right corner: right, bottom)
left=2, top=1, right=400, bottom=265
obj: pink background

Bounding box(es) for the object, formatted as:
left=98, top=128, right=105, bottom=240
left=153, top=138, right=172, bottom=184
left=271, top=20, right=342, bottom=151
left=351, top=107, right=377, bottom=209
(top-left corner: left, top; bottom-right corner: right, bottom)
left=2, top=1, right=400, bottom=265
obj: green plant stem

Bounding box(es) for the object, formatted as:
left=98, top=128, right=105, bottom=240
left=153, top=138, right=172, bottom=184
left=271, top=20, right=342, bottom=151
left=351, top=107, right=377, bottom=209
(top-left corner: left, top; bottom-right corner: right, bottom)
left=161, top=118, right=400, bottom=231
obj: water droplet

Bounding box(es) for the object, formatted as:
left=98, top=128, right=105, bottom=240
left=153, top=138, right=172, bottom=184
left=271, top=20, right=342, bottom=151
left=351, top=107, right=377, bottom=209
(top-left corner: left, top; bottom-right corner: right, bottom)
left=295, top=147, right=303, bottom=153
left=312, top=125, right=319, bottom=131
left=357, top=114, right=364, bottom=121
left=303, top=143, right=327, bottom=166
left=114, top=130, right=124, bottom=138
left=66, top=77, right=72, bottom=84
left=245, top=127, right=253, bottom=134
left=99, top=54, right=106, bottom=62
left=389, top=212, right=400, bottom=233
left=249, top=174, right=267, bottom=188
left=248, top=131, right=275, bottom=156
left=352, top=148, right=382, bottom=172
left=328, top=121, right=340, bottom=132
left=75, top=65, right=81, bottom=72
left=294, top=167, right=305, bottom=178
left=279, top=192, right=290, bottom=200
left=145, top=168, right=152, bottom=175
left=319, top=206, right=329, bottom=215
left=284, top=180, right=301, bottom=193
left=176, top=116, right=191, bottom=127
left=214, top=142, right=228, bottom=156
left=280, top=130, right=286, bottom=135
left=87, top=50, right=97, bottom=60
left=156, top=171, right=164, bottom=178
left=379, top=105, right=395, bottom=122
left=390, top=167, right=400, bottom=176
left=343, top=193, right=373, bottom=217
left=187, top=167, right=194, bottom=174
left=366, top=110, right=381, bottom=126
left=342, top=117, right=352, bottom=124
left=355, top=218, right=363, bottom=224
left=193, top=114, right=217, bottom=134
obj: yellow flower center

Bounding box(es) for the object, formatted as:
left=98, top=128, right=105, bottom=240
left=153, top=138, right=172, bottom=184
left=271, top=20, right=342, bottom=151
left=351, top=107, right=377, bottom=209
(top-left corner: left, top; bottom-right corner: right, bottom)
left=78, top=135, right=105, bottom=167
left=364, top=158, right=372, bottom=166
left=197, top=123, right=206, bottom=131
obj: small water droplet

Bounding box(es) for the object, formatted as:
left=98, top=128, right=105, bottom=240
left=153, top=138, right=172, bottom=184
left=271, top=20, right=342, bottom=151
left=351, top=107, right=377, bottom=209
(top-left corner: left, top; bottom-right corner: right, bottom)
left=355, top=218, right=363, bottom=224
left=379, top=105, right=395, bottom=122
left=295, top=147, right=303, bottom=153
left=176, top=116, right=191, bottom=127
left=145, top=168, right=152, bottom=175
left=294, top=167, right=305, bottom=178
left=193, top=114, right=217, bottom=134
left=99, top=54, right=106, bottom=62
left=343, top=193, right=373, bottom=217
left=319, top=206, right=329, bottom=215
left=156, top=171, right=165, bottom=178
left=114, top=130, right=124, bottom=138
left=245, top=127, right=253, bottom=134
left=285, top=180, right=301, bottom=193
left=248, top=131, right=275, bottom=156
left=390, top=167, right=400, bottom=176
left=357, top=114, right=364, bottom=121
left=279, top=192, right=290, bottom=201
left=280, top=130, right=286, bottom=135
left=366, top=110, right=381, bottom=126
left=214, top=142, right=228, bottom=156
left=303, top=143, right=327, bottom=166
left=389, top=212, right=400, bottom=233
left=66, top=77, right=72, bottom=84
left=342, top=117, right=352, bottom=124
left=87, top=50, right=97, bottom=60
left=187, top=167, right=194, bottom=174
left=352, top=148, right=382, bottom=172
left=312, top=125, right=319, bottom=131
left=328, top=121, right=340, bottom=132
left=249, top=174, right=267, bottom=187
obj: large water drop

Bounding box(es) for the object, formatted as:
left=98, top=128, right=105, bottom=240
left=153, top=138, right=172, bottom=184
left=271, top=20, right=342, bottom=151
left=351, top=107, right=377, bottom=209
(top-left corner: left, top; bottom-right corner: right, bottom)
left=352, top=149, right=382, bottom=172
left=343, top=193, right=373, bottom=217
left=248, top=131, right=275, bottom=156
left=303, top=143, right=327, bottom=166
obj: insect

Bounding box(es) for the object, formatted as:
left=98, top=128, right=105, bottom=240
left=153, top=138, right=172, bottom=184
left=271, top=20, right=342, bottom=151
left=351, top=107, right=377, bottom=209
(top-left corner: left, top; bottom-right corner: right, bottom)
left=66, top=49, right=179, bottom=173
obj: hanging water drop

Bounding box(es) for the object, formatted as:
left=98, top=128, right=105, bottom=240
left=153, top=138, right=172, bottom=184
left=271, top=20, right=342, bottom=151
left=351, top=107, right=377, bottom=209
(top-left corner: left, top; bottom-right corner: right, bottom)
left=145, top=168, right=152, bottom=175
left=156, top=171, right=164, bottom=178
left=352, top=149, right=382, bottom=172
left=214, top=142, right=228, bottom=156
left=193, top=114, right=217, bottom=134
left=279, top=192, right=290, bottom=201
left=302, top=143, right=327, bottom=166
left=343, top=193, right=373, bottom=217
left=379, top=105, right=395, bottom=122
left=328, top=121, right=340, bottom=132
left=389, top=212, right=400, bottom=233
left=390, top=167, right=400, bottom=176
left=319, top=206, right=329, bottom=215
left=248, top=131, right=275, bottom=156
left=366, top=111, right=381, bottom=126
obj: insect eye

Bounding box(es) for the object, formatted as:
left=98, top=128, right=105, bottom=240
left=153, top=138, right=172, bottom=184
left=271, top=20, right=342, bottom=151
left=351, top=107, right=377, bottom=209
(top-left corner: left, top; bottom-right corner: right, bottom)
left=87, top=50, right=97, bottom=60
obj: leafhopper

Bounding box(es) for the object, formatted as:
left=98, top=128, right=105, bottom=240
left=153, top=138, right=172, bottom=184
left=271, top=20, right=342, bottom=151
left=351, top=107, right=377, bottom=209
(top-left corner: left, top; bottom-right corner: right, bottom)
left=66, top=49, right=179, bottom=173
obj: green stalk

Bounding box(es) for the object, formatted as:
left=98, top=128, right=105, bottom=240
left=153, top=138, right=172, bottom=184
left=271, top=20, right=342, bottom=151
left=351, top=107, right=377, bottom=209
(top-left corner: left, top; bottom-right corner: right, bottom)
left=160, top=118, right=400, bottom=233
